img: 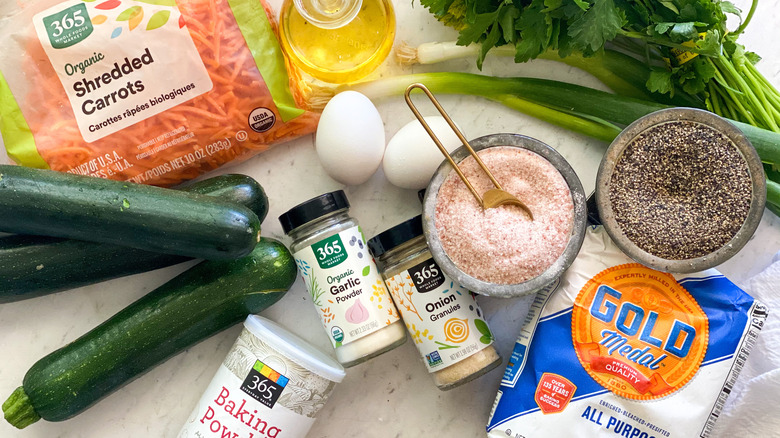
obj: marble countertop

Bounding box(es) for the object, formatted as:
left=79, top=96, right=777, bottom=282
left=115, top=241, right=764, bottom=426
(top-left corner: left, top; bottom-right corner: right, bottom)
left=2, top=0, right=780, bottom=437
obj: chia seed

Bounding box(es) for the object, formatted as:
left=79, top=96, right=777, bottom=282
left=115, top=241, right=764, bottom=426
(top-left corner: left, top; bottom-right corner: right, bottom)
left=608, top=120, right=752, bottom=260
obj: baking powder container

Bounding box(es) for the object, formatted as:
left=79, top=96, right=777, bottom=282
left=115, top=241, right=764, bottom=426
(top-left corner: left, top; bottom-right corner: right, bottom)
left=595, top=108, right=766, bottom=273
left=422, top=133, right=588, bottom=298
left=178, top=315, right=346, bottom=438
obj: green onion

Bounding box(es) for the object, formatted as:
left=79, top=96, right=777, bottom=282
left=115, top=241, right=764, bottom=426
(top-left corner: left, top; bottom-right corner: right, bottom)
left=394, top=42, right=703, bottom=106
left=310, top=72, right=780, bottom=211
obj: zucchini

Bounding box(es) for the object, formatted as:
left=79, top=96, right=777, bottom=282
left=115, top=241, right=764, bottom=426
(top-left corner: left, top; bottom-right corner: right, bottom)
left=0, top=165, right=261, bottom=260
left=2, top=237, right=297, bottom=428
left=175, top=174, right=269, bottom=222
left=0, top=174, right=269, bottom=303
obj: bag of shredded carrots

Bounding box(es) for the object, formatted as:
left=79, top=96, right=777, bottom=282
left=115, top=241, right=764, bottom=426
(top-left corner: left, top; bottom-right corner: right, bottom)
left=0, top=0, right=317, bottom=186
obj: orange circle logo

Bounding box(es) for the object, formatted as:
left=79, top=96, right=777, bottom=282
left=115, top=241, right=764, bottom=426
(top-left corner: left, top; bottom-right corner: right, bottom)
left=443, top=318, right=469, bottom=343
left=572, top=264, right=708, bottom=400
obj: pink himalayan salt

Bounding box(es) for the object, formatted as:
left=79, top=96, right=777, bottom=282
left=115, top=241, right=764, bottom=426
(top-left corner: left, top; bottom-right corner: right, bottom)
left=434, top=146, right=574, bottom=285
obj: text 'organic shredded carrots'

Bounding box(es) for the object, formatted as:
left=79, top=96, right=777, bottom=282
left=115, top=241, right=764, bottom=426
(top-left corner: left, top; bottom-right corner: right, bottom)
left=0, top=0, right=318, bottom=186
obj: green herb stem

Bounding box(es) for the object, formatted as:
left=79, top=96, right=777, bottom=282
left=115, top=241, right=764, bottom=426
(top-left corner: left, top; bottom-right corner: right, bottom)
left=733, top=0, right=759, bottom=36
left=710, top=62, right=759, bottom=126
left=741, top=62, right=780, bottom=121
left=712, top=54, right=780, bottom=131
left=707, top=81, right=730, bottom=119
left=616, top=31, right=708, bottom=54
left=747, top=60, right=780, bottom=97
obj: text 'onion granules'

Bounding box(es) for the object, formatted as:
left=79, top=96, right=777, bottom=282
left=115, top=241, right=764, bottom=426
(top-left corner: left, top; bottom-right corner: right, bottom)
left=434, top=146, right=574, bottom=284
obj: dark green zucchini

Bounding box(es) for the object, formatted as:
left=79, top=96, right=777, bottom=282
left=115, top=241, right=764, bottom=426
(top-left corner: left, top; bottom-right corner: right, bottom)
left=0, top=165, right=260, bottom=260
left=2, top=238, right=297, bottom=428
left=175, top=173, right=268, bottom=222
left=0, top=174, right=269, bottom=303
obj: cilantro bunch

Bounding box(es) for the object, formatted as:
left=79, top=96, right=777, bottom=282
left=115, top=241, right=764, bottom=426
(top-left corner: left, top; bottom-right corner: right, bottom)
left=420, top=0, right=779, bottom=133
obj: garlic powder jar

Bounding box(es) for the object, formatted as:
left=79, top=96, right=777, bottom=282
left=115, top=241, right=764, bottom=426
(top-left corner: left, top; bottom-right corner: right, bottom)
left=368, top=215, right=501, bottom=390
left=279, top=191, right=406, bottom=367
left=178, top=315, right=345, bottom=438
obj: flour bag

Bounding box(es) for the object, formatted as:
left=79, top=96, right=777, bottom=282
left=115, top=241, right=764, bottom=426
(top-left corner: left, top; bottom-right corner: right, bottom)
left=487, top=226, right=767, bottom=438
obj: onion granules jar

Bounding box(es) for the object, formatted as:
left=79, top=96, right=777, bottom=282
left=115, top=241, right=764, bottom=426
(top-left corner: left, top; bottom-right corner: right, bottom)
left=178, top=315, right=346, bottom=438
left=279, top=190, right=406, bottom=367
left=368, top=215, right=501, bottom=390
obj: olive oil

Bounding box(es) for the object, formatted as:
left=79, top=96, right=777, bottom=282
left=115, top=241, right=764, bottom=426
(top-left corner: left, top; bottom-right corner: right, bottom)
left=279, top=0, right=395, bottom=83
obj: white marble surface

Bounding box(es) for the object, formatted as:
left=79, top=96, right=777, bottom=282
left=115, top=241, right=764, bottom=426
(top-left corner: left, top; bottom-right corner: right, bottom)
left=2, top=0, right=780, bottom=437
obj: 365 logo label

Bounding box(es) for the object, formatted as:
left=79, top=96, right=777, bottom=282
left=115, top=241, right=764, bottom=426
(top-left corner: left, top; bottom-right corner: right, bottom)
left=43, top=3, right=93, bottom=49
left=408, top=259, right=445, bottom=293
left=240, top=360, right=288, bottom=409
left=312, top=234, right=346, bottom=269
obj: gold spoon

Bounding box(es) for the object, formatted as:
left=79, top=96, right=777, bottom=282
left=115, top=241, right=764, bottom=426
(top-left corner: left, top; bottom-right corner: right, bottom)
left=404, top=83, right=534, bottom=219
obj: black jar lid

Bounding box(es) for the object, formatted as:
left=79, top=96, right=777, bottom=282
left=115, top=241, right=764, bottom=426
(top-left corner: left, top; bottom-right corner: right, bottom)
left=367, top=215, right=424, bottom=258
left=279, top=190, right=350, bottom=235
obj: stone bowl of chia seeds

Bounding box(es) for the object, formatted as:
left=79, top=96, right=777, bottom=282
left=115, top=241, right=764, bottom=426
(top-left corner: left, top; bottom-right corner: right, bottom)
left=596, top=108, right=766, bottom=273
left=422, top=133, right=588, bottom=298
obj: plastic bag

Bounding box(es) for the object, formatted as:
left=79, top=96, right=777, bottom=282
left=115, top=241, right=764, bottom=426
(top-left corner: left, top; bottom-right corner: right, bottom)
left=0, top=0, right=318, bottom=186
left=487, top=226, right=768, bottom=438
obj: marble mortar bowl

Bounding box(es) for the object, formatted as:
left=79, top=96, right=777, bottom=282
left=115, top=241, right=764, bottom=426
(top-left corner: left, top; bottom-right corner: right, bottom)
left=421, top=133, right=588, bottom=298
left=595, top=107, right=766, bottom=273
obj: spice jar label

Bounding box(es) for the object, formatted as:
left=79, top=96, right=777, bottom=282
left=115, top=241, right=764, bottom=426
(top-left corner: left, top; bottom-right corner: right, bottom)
left=571, top=264, right=709, bottom=400
left=385, top=257, right=494, bottom=372
left=294, top=225, right=400, bottom=348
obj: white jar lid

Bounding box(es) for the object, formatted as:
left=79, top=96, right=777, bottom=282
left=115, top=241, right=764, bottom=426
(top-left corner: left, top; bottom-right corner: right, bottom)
left=244, top=315, right=346, bottom=382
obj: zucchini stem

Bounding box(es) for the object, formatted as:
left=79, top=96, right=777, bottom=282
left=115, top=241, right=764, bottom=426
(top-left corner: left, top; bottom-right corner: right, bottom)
left=2, top=386, right=40, bottom=429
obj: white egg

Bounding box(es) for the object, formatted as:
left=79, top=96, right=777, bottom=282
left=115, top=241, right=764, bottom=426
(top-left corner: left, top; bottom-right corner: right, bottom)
left=383, top=116, right=464, bottom=190
left=316, top=91, right=385, bottom=186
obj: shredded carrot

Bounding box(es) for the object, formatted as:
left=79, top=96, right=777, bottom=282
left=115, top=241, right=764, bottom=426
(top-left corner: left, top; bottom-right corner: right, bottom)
left=21, top=0, right=318, bottom=186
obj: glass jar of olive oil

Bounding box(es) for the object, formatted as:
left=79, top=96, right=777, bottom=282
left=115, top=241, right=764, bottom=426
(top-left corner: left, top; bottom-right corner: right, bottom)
left=279, top=0, right=395, bottom=83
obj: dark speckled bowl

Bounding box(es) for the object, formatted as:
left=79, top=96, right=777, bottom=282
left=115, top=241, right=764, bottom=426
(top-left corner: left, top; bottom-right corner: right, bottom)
left=595, top=108, right=766, bottom=273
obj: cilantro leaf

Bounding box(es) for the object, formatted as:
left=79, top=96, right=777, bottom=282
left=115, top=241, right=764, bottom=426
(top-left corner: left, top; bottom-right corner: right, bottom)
left=647, top=69, right=675, bottom=95
left=567, top=0, right=624, bottom=53
left=694, top=29, right=721, bottom=57
left=514, top=1, right=551, bottom=62
left=421, top=0, right=469, bottom=30
left=566, top=0, right=590, bottom=12
left=479, top=23, right=503, bottom=68
left=456, top=10, right=500, bottom=46
left=420, top=0, right=458, bottom=18
left=678, top=3, right=699, bottom=22
left=719, top=1, right=741, bottom=16
left=692, top=56, right=717, bottom=82
left=654, top=22, right=674, bottom=34
left=658, top=0, right=679, bottom=14
left=745, top=51, right=762, bottom=65
left=498, top=4, right=521, bottom=43
left=678, top=57, right=715, bottom=95
left=668, top=22, right=698, bottom=41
